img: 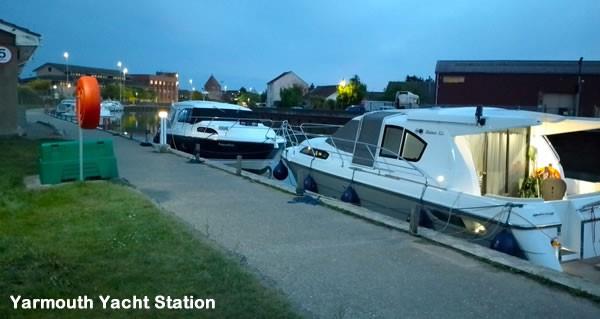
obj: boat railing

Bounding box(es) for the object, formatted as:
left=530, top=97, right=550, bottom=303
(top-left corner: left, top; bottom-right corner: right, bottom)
left=187, top=115, right=285, bottom=142
left=281, top=122, right=433, bottom=187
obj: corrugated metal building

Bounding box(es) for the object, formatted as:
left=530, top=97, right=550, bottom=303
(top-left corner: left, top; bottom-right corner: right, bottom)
left=435, top=60, right=600, bottom=116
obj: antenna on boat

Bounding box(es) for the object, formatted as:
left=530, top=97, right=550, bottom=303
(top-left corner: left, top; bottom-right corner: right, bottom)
left=475, top=105, right=486, bottom=126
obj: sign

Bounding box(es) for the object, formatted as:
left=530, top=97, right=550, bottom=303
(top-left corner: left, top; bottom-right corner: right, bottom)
left=0, top=46, right=12, bottom=63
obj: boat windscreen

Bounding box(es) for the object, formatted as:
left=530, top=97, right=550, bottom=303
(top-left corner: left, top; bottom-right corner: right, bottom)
left=326, top=119, right=359, bottom=153
left=188, top=108, right=254, bottom=123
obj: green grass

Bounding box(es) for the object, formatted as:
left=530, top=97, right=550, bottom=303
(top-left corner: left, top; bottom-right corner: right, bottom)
left=0, top=138, right=300, bottom=318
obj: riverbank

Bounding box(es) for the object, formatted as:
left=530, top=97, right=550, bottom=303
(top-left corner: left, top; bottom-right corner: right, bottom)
left=0, top=137, right=299, bottom=318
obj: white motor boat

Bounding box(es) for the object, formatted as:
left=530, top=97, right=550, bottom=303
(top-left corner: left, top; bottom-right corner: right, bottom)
left=101, top=100, right=124, bottom=112
left=57, top=99, right=112, bottom=126
left=280, top=106, right=600, bottom=271
left=55, top=99, right=75, bottom=115
left=156, top=100, right=286, bottom=172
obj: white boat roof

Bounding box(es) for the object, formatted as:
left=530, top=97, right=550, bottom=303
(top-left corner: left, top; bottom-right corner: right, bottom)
left=366, top=107, right=600, bottom=136
left=173, top=100, right=251, bottom=112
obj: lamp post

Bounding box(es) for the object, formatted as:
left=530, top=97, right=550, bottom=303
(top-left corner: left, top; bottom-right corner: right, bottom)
left=122, top=67, right=128, bottom=103
left=117, top=61, right=123, bottom=101
left=63, top=51, right=69, bottom=89
left=158, top=110, right=168, bottom=146
left=189, top=79, right=193, bottom=100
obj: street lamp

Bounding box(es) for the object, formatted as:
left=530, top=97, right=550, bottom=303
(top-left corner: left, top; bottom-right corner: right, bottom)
left=189, top=79, right=193, bottom=100
left=63, top=51, right=69, bottom=87
left=122, top=67, right=128, bottom=103
left=117, top=61, right=123, bottom=101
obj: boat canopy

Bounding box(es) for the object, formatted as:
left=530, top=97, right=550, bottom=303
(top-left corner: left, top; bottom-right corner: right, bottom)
left=531, top=114, right=600, bottom=135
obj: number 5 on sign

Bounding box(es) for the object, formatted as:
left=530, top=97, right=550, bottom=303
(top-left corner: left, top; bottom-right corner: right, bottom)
left=0, top=46, right=12, bottom=63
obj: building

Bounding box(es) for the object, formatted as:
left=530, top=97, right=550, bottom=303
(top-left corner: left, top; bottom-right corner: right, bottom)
left=305, top=85, right=337, bottom=109
left=32, top=62, right=123, bottom=86
left=128, top=72, right=179, bottom=104
left=435, top=60, right=600, bottom=116
left=266, top=71, right=308, bottom=107
left=204, top=75, right=222, bottom=101
left=309, top=85, right=338, bottom=100
left=0, top=19, right=41, bottom=135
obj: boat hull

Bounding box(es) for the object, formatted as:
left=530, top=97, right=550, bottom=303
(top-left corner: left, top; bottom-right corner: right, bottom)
left=285, top=159, right=562, bottom=270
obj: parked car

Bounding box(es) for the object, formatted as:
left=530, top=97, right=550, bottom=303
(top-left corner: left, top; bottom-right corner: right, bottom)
left=345, top=105, right=366, bottom=114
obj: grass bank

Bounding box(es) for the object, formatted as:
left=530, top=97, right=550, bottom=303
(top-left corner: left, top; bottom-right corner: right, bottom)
left=0, top=138, right=299, bottom=318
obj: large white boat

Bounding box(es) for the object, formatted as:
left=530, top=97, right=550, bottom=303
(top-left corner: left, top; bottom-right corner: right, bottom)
left=279, top=106, right=600, bottom=271
left=156, top=100, right=285, bottom=172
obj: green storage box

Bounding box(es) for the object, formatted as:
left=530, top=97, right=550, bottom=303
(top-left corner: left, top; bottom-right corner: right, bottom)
left=39, top=139, right=119, bottom=184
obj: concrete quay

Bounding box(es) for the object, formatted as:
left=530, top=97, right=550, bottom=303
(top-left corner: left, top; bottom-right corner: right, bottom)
left=29, top=109, right=600, bottom=318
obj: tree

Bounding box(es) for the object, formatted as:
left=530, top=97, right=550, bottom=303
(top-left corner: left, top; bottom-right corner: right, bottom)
left=191, top=91, right=204, bottom=100
left=27, top=79, right=51, bottom=93
left=279, top=85, right=304, bottom=108
left=336, top=75, right=367, bottom=108
left=383, top=75, right=435, bottom=104
left=101, top=83, right=121, bottom=100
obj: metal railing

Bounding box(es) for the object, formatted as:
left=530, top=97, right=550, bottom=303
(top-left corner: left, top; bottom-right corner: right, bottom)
left=183, top=115, right=285, bottom=143
left=279, top=121, right=436, bottom=190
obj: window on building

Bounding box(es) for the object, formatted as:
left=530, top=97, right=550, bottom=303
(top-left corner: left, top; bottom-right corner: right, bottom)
left=380, top=126, right=404, bottom=158
left=442, top=76, right=465, bottom=84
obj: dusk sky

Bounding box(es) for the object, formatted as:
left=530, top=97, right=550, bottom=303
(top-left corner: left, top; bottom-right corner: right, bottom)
left=3, top=0, right=599, bottom=91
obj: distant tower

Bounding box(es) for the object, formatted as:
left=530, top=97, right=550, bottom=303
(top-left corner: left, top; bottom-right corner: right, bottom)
left=204, top=75, right=222, bottom=101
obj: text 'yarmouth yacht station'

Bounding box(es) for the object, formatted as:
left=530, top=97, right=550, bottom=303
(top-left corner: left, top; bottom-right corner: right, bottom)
left=10, top=295, right=216, bottom=310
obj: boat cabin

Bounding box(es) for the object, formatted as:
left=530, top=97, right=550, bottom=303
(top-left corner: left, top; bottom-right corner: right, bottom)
left=326, top=107, right=600, bottom=199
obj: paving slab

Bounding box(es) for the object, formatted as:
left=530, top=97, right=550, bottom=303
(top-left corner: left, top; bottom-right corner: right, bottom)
left=27, top=109, right=600, bottom=318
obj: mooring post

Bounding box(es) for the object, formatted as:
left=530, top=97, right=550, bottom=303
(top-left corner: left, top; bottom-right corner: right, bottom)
left=410, top=204, right=420, bottom=235
left=296, top=170, right=305, bottom=196
left=236, top=155, right=242, bottom=176
left=195, top=143, right=201, bottom=162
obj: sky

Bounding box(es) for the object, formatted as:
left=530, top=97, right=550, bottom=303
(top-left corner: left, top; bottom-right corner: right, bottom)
left=2, top=0, right=599, bottom=92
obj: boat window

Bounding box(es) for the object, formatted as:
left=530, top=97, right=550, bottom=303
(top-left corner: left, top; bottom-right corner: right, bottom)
left=300, top=146, right=329, bottom=159
left=401, top=130, right=426, bottom=161
left=177, top=109, right=190, bottom=123
left=380, top=126, right=404, bottom=158
left=326, top=119, right=359, bottom=153
left=197, top=127, right=218, bottom=134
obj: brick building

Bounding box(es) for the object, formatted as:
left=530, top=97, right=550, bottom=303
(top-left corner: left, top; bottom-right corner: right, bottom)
left=128, top=72, right=179, bottom=104
left=435, top=60, right=600, bottom=116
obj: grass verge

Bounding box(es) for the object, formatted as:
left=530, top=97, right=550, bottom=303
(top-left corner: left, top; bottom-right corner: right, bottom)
left=0, top=137, right=300, bottom=318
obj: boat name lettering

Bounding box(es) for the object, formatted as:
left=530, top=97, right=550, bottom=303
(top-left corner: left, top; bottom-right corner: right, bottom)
left=218, top=126, right=229, bottom=130
left=424, top=130, right=444, bottom=135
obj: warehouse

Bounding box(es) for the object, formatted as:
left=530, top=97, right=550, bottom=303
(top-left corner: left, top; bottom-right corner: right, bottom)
left=435, top=60, right=600, bottom=116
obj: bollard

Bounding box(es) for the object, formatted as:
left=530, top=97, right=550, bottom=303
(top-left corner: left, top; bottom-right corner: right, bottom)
left=409, top=204, right=420, bottom=235
left=295, top=170, right=305, bottom=196
left=235, top=155, right=242, bottom=175
left=195, top=144, right=202, bottom=162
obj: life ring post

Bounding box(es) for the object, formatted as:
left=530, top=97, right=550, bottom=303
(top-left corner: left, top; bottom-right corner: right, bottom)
left=75, top=76, right=102, bottom=181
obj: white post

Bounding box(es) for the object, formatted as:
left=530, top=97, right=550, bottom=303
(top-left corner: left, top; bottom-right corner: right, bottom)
left=79, top=126, right=84, bottom=181
left=160, top=117, right=166, bottom=145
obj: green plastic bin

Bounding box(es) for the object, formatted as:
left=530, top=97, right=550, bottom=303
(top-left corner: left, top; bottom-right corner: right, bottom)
left=39, top=139, right=119, bottom=184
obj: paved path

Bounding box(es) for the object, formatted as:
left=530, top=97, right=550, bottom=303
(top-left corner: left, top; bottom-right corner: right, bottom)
left=31, top=110, right=600, bottom=318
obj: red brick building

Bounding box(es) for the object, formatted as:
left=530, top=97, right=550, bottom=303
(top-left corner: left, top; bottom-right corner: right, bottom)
left=128, top=72, right=179, bottom=104
left=435, top=60, right=600, bottom=116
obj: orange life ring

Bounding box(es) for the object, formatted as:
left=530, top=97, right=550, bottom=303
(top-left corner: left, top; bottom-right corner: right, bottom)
left=76, top=76, right=101, bottom=129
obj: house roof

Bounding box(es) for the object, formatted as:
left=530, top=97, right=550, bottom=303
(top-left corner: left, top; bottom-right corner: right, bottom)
left=309, top=85, right=337, bottom=98
left=204, top=74, right=221, bottom=92
left=33, top=62, right=121, bottom=76
left=0, top=19, right=41, bottom=37
left=436, top=60, right=600, bottom=75
left=267, top=71, right=293, bottom=84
